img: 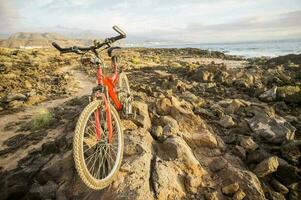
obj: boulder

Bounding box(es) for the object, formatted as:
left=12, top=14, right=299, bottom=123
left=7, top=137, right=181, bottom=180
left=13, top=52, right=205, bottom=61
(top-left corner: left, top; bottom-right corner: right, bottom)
left=161, top=115, right=179, bottom=132
left=152, top=160, right=186, bottom=199
left=233, top=189, right=246, bottom=200
left=240, top=137, right=258, bottom=151
left=8, top=100, right=24, bottom=109
left=224, top=99, right=247, bottom=114
left=218, top=115, right=235, bottom=128
left=253, top=156, right=279, bottom=177
left=26, top=95, right=47, bottom=106
left=205, top=191, right=219, bottom=200
left=188, top=130, right=218, bottom=148
left=132, top=101, right=151, bottom=130
left=152, top=125, right=163, bottom=139
left=276, top=162, right=301, bottom=186
left=270, top=178, right=289, bottom=194
left=158, top=136, right=201, bottom=167
left=277, top=85, right=301, bottom=103
left=289, top=182, right=301, bottom=200
left=218, top=166, right=265, bottom=199
left=259, top=86, right=277, bottom=102
left=155, top=136, right=208, bottom=198
left=222, top=182, right=239, bottom=195
left=209, top=157, right=228, bottom=172
left=233, top=145, right=246, bottom=160
left=246, top=108, right=296, bottom=144
left=268, top=191, right=286, bottom=200
left=2, top=93, right=27, bottom=102
left=156, top=97, right=172, bottom=115
left=102, top=128, right=154, bottom=200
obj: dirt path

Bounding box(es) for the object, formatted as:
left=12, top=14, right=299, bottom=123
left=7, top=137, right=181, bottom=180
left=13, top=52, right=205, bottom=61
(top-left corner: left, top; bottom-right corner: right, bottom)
left=0, top=65, right=95, bottom=170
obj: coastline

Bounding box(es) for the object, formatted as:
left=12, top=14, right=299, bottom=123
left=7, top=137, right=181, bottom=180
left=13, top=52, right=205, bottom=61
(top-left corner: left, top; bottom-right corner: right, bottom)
left=0, top=46, right=301, bottom=199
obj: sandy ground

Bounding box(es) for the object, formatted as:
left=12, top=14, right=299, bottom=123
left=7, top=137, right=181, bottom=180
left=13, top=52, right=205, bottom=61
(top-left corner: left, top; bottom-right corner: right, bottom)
left=0, top=65, right=95, bottom=171
left=182, top=57, right=248, bottom=68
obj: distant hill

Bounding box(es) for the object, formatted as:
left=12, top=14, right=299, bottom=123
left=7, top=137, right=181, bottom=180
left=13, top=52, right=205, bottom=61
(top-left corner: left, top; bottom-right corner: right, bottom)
left=0, top=32, right=92, bottom=48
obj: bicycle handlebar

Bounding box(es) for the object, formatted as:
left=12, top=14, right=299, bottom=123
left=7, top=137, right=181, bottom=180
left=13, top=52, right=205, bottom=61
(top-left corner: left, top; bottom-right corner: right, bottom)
left=52, top=25, right=126, bottom=54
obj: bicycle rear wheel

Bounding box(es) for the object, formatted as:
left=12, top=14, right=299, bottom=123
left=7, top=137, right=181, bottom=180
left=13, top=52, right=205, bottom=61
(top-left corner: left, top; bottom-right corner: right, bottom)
left=118, top=72, right=133, bottom=115
left=73, top=100, right=123, bottom=190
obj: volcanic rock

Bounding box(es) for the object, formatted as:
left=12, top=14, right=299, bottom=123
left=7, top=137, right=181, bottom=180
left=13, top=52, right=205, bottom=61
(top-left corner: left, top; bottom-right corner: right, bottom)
left=253, top=156, right=279, bottom=177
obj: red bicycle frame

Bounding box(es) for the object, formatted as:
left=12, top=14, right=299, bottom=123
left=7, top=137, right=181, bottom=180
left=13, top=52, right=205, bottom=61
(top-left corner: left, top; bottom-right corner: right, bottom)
left=94, top=58, right=122, bottom=143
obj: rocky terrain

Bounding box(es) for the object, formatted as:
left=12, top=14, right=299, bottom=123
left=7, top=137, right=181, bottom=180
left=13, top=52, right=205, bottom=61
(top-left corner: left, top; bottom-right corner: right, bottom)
left=0, top=47, right=300, bottom=200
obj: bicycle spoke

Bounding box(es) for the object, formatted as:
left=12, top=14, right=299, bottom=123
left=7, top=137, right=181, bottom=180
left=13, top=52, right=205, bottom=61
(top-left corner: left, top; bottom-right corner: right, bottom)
left=89, top=145, right=101, bottom=174
left=96, top=146, right=103, bottom=179
left=85, top=147, right=99, bottom=167
left=81, top=104, right=121, bottom=181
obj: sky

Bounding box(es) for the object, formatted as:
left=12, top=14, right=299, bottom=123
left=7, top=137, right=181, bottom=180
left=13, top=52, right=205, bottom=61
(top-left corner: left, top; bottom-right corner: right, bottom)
left=1, top=0, right=301, bottom=43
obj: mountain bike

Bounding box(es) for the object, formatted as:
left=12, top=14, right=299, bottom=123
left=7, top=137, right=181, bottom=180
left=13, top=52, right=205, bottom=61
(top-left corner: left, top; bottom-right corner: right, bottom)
left=52, top=26, right=132, bottom=190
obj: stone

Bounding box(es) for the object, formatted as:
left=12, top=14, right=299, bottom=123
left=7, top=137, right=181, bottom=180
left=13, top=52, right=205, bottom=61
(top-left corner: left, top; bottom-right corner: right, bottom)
left=169, top=96, right=205, bottom=133
left=277, top=85, right=301, bottom=103
left=181, top=91, right=200, bottom=104
left=268, top=191, right=285, bottom=200
left=152, top=125, right=163, bottom=139
left=161, top=115, right=179, bottom=132
left=281, top=144, right=301, bottom=164
left=184, top=174, right=204, bottom=193
left=3, top=93, right=27, bottom=102
left=26, top=95, right=47, bottom=106
left=218, top=165, right=265, bottom=199
left=189, top=130, right=218, bottom=148
left=153, top=159, right=186, bottom=200
left=276, top=163, right=301, bottom=186
left=205, top=191, right=219, bottom=200
left=162, top=125, right=175, bottom=137
left=9, top=100, right=24, bottom=109
left=158, top=136, right=204, bottom=168
left=233, top=145, right=246, bottom=160
left=194, top=108, right=215, bottom=118
left=209, top=157, right=228, bottom=172
left=247, top=110, right=296, bottom=144
left=233, top=189, right=246, bottom=200
left=132, top=101, right=151, bottom=130
left=225, top=99, right=246, bottom=114
left=253, top=156, right=279, bottom=177
left=270, top=178, right=289, bottom=194
left=222, top=182, right=239, bottom=195
left=218, top=115, right=235, bottom=128
left=289, top=182, right=301, bottom=200
left=156, top=97, right=172, bottom=115
left=240, top=137, right=258, bottom=151
left=259, top=86, right=277, bottom=102
left=101, top=128, right=154, bottom=200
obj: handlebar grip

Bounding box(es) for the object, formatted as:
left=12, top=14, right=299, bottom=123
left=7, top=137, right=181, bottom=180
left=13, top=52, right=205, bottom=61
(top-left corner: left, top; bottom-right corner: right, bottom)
left=52, top=42, right=62, bottom=51
left=113, top=25, right=126, bottom=37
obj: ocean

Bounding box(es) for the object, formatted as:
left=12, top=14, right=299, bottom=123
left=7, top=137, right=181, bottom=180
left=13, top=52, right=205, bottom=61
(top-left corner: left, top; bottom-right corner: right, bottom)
left=144, top=39, right=301, bottom=58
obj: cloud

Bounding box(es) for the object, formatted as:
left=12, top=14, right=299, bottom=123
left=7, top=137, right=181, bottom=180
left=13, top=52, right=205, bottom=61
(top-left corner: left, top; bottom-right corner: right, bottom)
left=0, top=0, right=21, bottom=31
left=187, top=10, right=301, bottom=32
left=152, top=10, right=301, bottom=42
left=0, top=0, right=301, bottom=42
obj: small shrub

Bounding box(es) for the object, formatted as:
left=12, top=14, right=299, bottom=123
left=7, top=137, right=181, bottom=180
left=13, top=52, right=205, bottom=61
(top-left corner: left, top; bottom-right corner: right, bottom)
left=130, top=57, right=141, bottom=65
left=25, top=108, right=56, bottom=130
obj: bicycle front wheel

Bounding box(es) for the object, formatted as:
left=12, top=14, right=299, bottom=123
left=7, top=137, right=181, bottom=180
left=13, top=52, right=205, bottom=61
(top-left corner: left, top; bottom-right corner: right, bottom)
left=73, top=100, right=124, bottom=190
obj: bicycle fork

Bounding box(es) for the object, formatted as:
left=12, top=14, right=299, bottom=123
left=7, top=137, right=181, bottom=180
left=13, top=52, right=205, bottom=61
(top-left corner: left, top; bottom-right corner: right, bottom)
left=93, top=94, right=113, bottom=144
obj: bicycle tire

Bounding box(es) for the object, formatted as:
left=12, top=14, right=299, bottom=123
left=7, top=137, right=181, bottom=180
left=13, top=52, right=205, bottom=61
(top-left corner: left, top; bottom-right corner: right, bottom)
left=73, top=100, right=124, bottom=190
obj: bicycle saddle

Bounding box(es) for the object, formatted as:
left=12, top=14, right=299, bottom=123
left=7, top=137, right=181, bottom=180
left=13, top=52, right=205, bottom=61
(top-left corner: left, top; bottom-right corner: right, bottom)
left=108, top=46, right=121, bottom=57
